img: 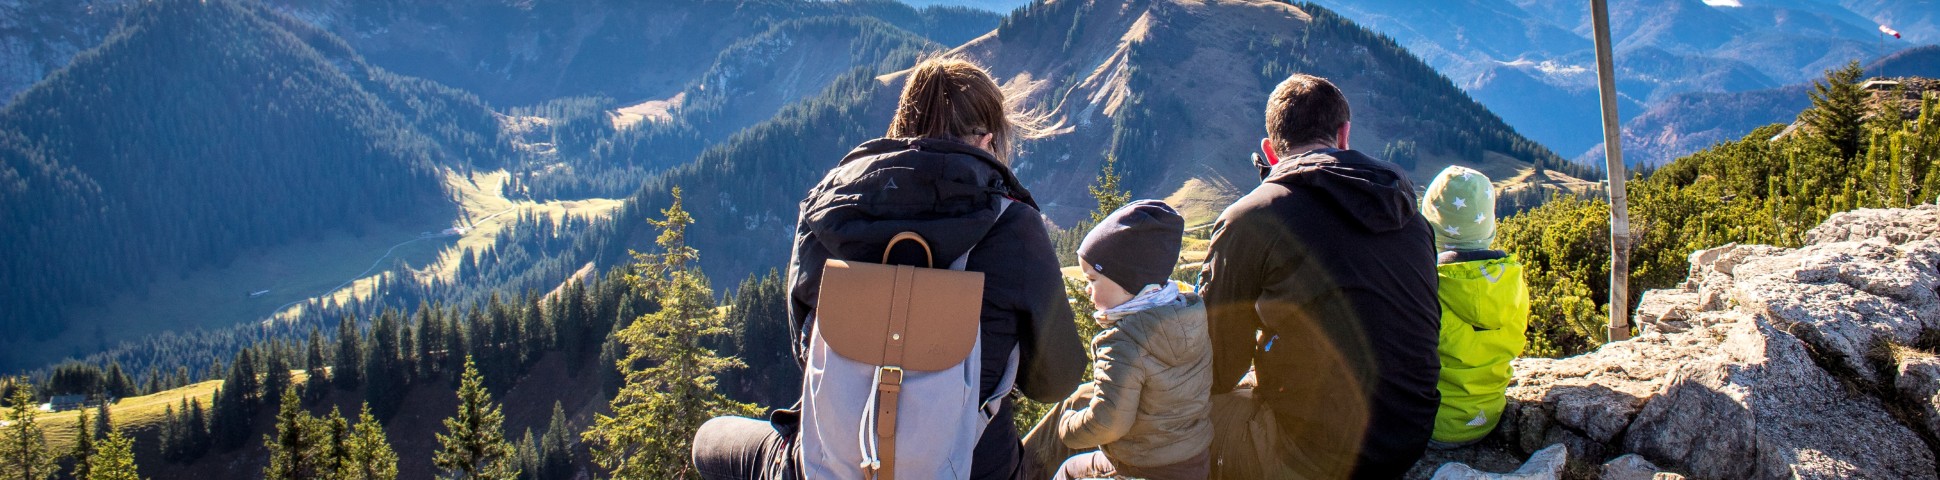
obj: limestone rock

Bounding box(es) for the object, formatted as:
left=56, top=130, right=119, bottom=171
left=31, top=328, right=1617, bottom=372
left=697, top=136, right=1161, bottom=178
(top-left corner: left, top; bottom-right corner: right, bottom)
left=1899, top=353, right=1940, bottom=440
left=1601, top=454, right=1683, bottom=480
left=1728, top=238, right=1940, bottom=381
left=1803, top=204, right=1940, bottom=246
left=1429, top=444, right=1567, bottom=480
left=1474, top=207, right=1940, bottom=480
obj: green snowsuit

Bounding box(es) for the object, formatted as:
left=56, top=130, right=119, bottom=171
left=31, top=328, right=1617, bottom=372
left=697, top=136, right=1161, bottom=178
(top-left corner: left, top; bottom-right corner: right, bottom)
left=1433, top=253, right=1529, bottom=444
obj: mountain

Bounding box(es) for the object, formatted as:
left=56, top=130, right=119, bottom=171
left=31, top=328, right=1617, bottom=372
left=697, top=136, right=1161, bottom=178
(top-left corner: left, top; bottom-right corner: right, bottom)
left=0, top=0, right=1001, bottom=110
left=1584, top=45, right=1940, bottom=167
left=1835, top=0, right=1940, bottom=44
left=0, top=0, right=507, bottom=355
left=504, top=15, right=947, bottom=199
left=1308, top=0, right=1913, bottom=156
left=902, top=0, right=1031, bottom=11
left=573, top=0, right=1594, bottom=289
left=262, top=0, right=999, bottom=108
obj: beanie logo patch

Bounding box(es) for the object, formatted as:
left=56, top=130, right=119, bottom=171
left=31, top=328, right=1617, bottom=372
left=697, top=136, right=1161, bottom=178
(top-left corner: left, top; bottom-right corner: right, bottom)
left=883, top=178, right=900, bottom=191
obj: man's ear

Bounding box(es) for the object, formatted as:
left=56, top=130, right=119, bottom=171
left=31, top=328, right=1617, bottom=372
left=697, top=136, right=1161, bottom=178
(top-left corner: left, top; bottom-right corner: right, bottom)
left=1260, top=138, right=1280, bottom=166
left=1337, top=122, right=1352, bottom=150
left=975, top=133, right=995, bottom=150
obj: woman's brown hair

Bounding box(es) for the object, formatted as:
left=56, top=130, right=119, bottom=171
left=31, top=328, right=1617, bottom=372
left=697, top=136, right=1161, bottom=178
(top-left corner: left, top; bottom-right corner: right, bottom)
left=887, top=57, right=1039, bottom=165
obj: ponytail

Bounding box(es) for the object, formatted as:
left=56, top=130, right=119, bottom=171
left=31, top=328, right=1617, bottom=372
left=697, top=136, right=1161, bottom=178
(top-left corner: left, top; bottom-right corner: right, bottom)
left=888, top=57, right=1042, bottom=165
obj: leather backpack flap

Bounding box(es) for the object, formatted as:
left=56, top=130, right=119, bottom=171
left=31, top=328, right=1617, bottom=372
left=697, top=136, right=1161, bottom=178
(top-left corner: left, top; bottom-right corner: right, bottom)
left=818, top=259, right=984, bottom=371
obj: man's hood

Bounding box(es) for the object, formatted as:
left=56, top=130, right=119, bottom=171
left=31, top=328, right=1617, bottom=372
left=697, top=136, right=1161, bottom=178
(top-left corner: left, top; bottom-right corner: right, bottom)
left=1263, top=149, right=1421, bottom=233
left=802, top=137, right=1037, bottom=265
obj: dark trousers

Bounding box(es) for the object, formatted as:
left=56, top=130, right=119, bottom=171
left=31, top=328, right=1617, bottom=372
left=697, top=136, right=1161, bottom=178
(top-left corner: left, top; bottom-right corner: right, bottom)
left=692, top=416, right=798, bottom=480
left=692, top=402, right=1022, bottom=480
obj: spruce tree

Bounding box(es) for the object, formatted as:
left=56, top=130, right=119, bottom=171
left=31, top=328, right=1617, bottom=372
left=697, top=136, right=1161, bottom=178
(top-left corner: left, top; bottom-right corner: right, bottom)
left=304, top=329, right=331, bottom=403
left=434, top=357, right=517, bottom=480
left=82, top=431, right=139, bottom=480
left=365, top=311, right=407, bottom=419
left=1088, top=154, right=1131, bottom=224
left=91, top=403, right=109, bottom=441
left=343, top=405, right=398, bottom=480
left=263, top=388, right=322, bottom=480
left=584, top=188, right=754, bottom=479
left=184, top=399, right=209, bottom=459
left=1806, top=60, right=1868, bottom=159
left=415, top=302, right=445, bottom=381
left=0, top=386, right=58, bottom=480
left=157, top=405, right=180, bottom=463
left=334, top=315, right=364, bottom=391
left=70, top=409, right=92, bottom=480
left=262, top=352, right=292, bottom=412
left=539, top=402, right=572, bottom=480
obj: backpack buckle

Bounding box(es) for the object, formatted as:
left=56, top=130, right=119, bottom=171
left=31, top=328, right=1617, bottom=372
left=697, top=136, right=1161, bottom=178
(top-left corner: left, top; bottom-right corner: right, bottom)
left=877, top=366, right=904, bottom=386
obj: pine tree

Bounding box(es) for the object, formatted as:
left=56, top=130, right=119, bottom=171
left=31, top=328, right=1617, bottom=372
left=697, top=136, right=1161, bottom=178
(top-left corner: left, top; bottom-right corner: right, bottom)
left=584, top=188, right=754, bottom=479
left=319, top=408, right=350, bottom=476
left=515, top=430, right=540, bottom=480
left=263, top=388, right=323, bottom=480
left=434, top=357, right=517, bottom=480
left=364, top=311, right=406, bottom=419
left=70, top=409, right=93, bottom=480
left=82, top=430, right=140, bottom=480
left=415, top=302, right=446, bottom=381
left=0, top=386, right=58, bottom=480
left=334, top=315, right=364, bottom=391
left=539, top=402, right=572, bottom=480
left=1088, top=154, right=1131, bottom=224
left=342, top=405, right=398, bottom=480
left=91, top=403, right=109, bottom=441
left=262, top=352, right=292, bottom=412
left=157, top=405, right=180, bottom=463
left=183, top=399, right=209, bottom=459
left=211, top=349, right=260, bottom=450
left=304, top=329, right=331, bottom=403
left=101, top=364, right=134, bottom=399
left=1806, top=60, right=1868, bottom=159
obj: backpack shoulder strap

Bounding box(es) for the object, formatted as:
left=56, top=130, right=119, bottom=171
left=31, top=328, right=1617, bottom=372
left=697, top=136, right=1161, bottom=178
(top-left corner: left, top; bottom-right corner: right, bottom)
left=947, top=197, right=1015, bottom=271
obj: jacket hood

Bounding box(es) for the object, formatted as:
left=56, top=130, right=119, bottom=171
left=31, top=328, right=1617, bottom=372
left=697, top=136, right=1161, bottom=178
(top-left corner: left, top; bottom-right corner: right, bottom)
left=802, top=137, right=1039, bottom=265
left=1109, top=294, right=1208, bottom=368
left=1437, top=257, right=1528, bottom=331
left=1264, top=149, right=1422, bottom=233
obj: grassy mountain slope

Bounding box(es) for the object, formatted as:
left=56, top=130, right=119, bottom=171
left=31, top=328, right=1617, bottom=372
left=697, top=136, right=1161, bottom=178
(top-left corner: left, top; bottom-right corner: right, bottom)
left=0, top=0, right=508, bottom=359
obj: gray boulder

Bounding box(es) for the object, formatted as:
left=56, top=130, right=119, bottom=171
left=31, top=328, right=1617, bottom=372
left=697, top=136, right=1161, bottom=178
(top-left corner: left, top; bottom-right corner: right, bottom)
left=1421, top=206, right=1940, bottom=479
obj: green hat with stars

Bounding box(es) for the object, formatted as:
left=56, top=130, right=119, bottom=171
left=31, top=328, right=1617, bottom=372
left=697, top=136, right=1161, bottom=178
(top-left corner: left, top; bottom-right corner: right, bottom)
left=1421, top=165, right=1497, bottom=251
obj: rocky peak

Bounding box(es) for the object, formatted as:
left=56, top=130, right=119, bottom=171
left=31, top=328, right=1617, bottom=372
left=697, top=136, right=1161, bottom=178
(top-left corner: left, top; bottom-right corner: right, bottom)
left=1423, top=205, right=1940, bottom=478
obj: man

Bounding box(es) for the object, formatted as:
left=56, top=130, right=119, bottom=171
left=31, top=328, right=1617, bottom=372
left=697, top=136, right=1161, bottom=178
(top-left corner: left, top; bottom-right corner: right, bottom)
left=1199, top=74, right=1441, bottom=479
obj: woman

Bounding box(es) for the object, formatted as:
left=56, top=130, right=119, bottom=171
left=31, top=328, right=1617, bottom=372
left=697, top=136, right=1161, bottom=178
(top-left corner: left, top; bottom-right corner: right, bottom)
left=691, top=57, right=1087, bottom=480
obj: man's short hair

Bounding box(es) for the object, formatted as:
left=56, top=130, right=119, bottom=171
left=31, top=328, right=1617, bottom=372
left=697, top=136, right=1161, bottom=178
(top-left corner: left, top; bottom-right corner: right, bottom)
left=1266, top=74, right=1352, bottom=153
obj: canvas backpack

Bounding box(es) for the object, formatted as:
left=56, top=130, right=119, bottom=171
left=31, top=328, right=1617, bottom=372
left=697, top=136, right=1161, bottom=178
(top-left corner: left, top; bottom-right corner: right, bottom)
left=799, top=200, right=1018, bottom=480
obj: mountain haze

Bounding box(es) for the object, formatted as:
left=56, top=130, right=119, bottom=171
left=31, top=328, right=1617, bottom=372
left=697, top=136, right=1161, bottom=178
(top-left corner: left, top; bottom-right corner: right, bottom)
left=1298, top=0, right=1916, bottom=157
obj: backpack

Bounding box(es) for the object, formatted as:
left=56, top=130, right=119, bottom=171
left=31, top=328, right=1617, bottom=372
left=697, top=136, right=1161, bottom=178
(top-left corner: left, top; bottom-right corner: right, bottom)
left=799, top=201, right=1018, bottom=480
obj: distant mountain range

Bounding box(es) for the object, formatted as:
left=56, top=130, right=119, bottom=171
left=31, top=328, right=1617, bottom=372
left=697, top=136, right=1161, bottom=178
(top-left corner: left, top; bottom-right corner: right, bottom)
left=1581, top=44, right=1940, bottom=167
left=1311, top=0, right=1932, bottom=163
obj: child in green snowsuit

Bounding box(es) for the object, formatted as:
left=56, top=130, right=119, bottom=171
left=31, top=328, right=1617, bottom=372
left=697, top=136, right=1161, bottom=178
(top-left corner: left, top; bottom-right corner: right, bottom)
left=1420, top=166, right=1530, bottom=447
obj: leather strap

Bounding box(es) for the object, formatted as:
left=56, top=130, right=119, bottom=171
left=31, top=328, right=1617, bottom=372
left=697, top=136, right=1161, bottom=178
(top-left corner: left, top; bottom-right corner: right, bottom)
left=872, top=366, right=903, bottom=480
left=864, top=265, right=918, bottom=479
left=861, top=198, right=1012, bottom=479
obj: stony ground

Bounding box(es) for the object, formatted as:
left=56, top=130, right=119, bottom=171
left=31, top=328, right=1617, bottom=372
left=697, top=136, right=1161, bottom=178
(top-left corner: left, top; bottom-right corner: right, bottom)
left=1417, top=204, right=1940, bottom=479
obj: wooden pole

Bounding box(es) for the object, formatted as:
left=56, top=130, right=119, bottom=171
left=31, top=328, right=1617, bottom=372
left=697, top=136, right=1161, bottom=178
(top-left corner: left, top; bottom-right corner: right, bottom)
left=1591, top=0, right=1633, bottom=342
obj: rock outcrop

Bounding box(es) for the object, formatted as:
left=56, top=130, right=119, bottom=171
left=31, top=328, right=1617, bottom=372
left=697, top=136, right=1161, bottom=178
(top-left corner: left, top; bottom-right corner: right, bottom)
left=1421, top=205, right=1940, bottom=479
